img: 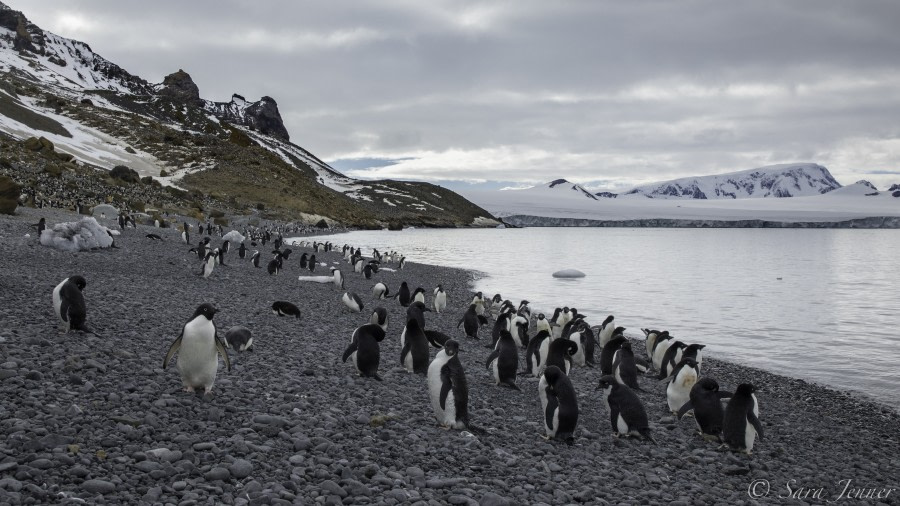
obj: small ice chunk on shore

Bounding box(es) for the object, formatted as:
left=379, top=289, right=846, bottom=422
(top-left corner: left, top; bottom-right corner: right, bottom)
left=552, top=269, right=585, bottom=278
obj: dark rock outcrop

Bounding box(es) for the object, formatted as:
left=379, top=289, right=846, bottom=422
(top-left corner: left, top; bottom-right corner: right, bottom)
left=109, top=165, right=140, bottom=183
left=0, top=175, right=21, bottom=214
left=158, top=70, right=202, bottom=106
left=244, top=96, right=289, bottom=141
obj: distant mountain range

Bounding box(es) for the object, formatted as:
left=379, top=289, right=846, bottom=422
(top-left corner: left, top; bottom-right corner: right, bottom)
left=0, top=1, right=494, bottom=227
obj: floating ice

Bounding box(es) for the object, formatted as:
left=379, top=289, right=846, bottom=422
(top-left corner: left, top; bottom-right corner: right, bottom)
left=552, top=269, right=585, bottom=278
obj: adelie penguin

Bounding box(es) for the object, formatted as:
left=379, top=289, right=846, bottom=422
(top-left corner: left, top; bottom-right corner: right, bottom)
left=52, top=275, right=93, bottom=334
left=162, top=303, right=231, bottom=394
left=546, top=337, right=578, bottom=375
left=343, top=323, right=386, bottom=380
left=535, top=314, right=550, bottom=335
left=199, top=249, right=218, bottom=278
left=146, top=233, right=163, bottom=241
left=400, top=318, right=430, bottom=374
left=342, top=292, right=364, bottom=313
left=401, top=302, right=431, bottom=348
left=523, top=329, right=551, bottom=376
left=663, top=357, right=700, bottom=414
left=307, top=254, right=317, bottom=272
left=485, top=330, right=520, bottom=390
left=659, top=342, right=705, bottom=379
left=723, top=383, right=764, bottom=454
left=596, top=315, right=616, bottom=347
left=250, top=250, right=261, bottom=268
left=428, top=339, right=473, bottom=430
left=433, top=285, right=447, bottom=313
left=272, top=301, right=302, bottom=319
left=238, top=242, right=247, bottom=259
left=396, top=282, right=412, bottom=307
left=372, top=282, right=390, bottom=300
left=539, top=365, right=579, bottom=444
left=676, top=377, right=733, bottom=441
left=612, top=341, right=642, bottom=390
left=370, top=307, right=388, bottom=332
left=412, top=287, right=426, bottom=304
left=599, top=327, right=627, bottom=375
left=458, top=304, right=488, bottom=340
left=598, top=375, right=656, bottom=443
left=224, top=326, right=253, bottom=352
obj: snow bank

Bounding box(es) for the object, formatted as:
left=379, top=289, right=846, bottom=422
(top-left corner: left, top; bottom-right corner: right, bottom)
left=40, top=217, right=114, bottom=251
left=222, top=230, right=245, bottom=243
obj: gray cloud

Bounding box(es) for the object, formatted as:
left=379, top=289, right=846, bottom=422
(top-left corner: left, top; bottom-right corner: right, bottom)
left=8, top=0, right=900, bottom=189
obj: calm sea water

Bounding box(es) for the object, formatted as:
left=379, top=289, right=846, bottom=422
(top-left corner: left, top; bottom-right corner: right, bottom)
left=305, top=228, right=900, bottom=409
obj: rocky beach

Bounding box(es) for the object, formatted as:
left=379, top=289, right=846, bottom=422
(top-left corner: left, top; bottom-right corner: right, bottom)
left=0, top=207, right=898, bottom=505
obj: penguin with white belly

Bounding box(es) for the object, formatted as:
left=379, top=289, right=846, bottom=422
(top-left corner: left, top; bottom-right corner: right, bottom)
left=723, top=383, right=764, bottom=454
left=539, top=365, right=579, bottom=444
left=343, top=323, right=386, bottom=381
left=597, top=375, right=655, bottom=443
left=162, top=303, right=231, bottom=394
left=676, top=377, right=733, bottom=441
left=427, top=339, right=472, bottom=430
left=485, top=330, right=520, bottom=390
left=663, top=358, right=700, bottom=414
left=52, top=275, right=93, bottom=333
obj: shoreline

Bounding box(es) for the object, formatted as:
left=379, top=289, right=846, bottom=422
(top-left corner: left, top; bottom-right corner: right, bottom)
left=1, top=207, right=899, bottom=504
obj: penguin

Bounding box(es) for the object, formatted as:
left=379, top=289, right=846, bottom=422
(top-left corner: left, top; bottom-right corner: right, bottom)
left=471, top=292, right=485, bottom=316
left=539, top=365, right=579, bottom=444
left=599, top=329, right=627, bottom=375
left=342, top=292, right=364, bottom=313
left=485, top=330, right=520, bottom=390
left=299, top=253, right=308, bottom=269
left=676, top=377, right=733, bottom=441
left=427, top=339, right=471, bottom=430
left=567, top=330, right=587, bottom=367
left=52, top=275, right=92, bottom=333
left=412, top=287, right=426, bottom=305
left=433, top=285, right=447, bottom=313
left=200, top=249, right=217, bottom=278
left=224, top=326, right=253, bottom=352
left=369, top=307, right=388, bottom=332
left=217, top=245, right=228, bottom=266
left=271, top=301, right=302, bottom=319
left=267, top=257, right=280, bottom=275
left=597, top=375, right=655, bottom=443
left=250, top=250, right=261, bottom=268
left=612, top=341, right=641, bottom=390
left=535, top=313, right=550, bottom=335
left=372, top=282, right=390, bottom=299
left=664, top=358, right=700, bottom=414
left=363, top=263, right=376, bottom=279
left=642, top=328, right=661, bottom=359
left=523, top=329, right=551, bottom=376
left=579, top=323, right=598, bottom=367
left=146, top=233, right=163, bottom=241
left=457, top=303, right=488, bottom=340
left=597, top=315, right=615, bottom=347
left=489, top=293, right=503, bottom=312
left=307, top=254, right=317, bottom=272
left=397, top=281, right=412, bottom=307
left=400, top=318, right=429, bottom=374
left=722, top=383, right=764, bottom=454
left=34, top=217, right=46, bottom=236
left=659, top=342, right=706, bottom=379
left=511, top=314, right=529, bottom=348
left=343, top=323, right=386, bottom=380
left=398, top=256, right=406, bottom=269
left=182, top=223, right=190, bottom=244
left=238, top=242, right=247, bottom=259
left=546, top=338, right=577, bottom=375
left=490, top=312, right=512, bottom=348
left=558, top=306, right=573, bottom=329
left=401, top=302, right=431, bottom=348
left=424, top=329, right=452, bottom=349
left=281, top=248, right=292, bottom=260
left=162, top=303, right=231, bottom=394
left=651, top=331, right=675, bottom=371
left=331, top=268, right=345, bottom=290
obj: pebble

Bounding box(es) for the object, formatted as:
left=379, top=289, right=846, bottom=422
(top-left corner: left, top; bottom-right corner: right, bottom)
left=82, top=479, right=116, bottom=495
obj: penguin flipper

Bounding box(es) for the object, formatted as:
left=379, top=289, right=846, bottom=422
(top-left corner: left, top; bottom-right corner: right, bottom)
left=342, top=341, right=358, bottom=363
left=59, top=300, right=71, bottom=323
left=163, top=334, right=183, bottom=369
left=634, top=358, right=651, bottom=373
left=675, top=400, right=694, bottom=420
left=215, top=338, right=231, bottom=372
left=424, top=330, right=447, bottom=349
left=439, top=370, right=452, bottom=411
left=544, top=392, right=559, bottom=432
left=484, top=350, right=499, bottom=370
left=399, top=341, right=411, bottom=366
left=748, top=412, right=764, bottom=440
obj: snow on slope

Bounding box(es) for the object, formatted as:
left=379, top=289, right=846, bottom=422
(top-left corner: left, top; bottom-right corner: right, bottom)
left=461, top=168, right=900, bottom=224
left=624, top=163, right=841, bottom=199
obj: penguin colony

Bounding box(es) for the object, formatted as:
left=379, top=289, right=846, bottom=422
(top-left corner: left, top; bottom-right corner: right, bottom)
left=43, top=214, right=764, bottom=459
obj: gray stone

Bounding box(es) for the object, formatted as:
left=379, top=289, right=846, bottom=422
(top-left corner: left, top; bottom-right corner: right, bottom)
left=229, top=459, right=253, bottom=479
left=82, top=479, right=116, bottom=495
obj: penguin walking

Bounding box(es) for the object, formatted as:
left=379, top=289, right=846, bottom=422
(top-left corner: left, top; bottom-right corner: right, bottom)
left=34, top=217, right=47, bottom=236
left=651, top=331, right=675, bottom=371
left=485, top=330, right=520, bottom=390
left=370, top=307, right=388, bottom=332
left=224, top=326, right=253, bottom=352
left=401, top=302, right=431, bottom=348
left=250, top=250, right=261, bottom=268
left=267, top=256, right=280, bottom=275
left=457, top=304, right=487, bottom=340
left=428, top=339, right=472, bottom=430
left=400, top=318, right=430, bottom=374
left=523, top=329, right=551, bottom=376
left=238, top=242, right=247, bottom=259
left=52, top=275, right=92, bottom=333
left=412, top=287, right=426, bottom=304
left=598, top=375, right=655, bottom=443
left=539, top=365, right=579, bottom=444
left=271, top=301, right=302, bottom=319
left=342, top=292, right=364, bottom=313
left=546, top=338, right=578, bottom=375
left=663, top=358, right=700, bottom=414
left=162, top=303, right=231, bottom=394
left=307, top=254, right=317, bottom=272
left=676, top=377, right=733, bottom=441
left=200, top=250, right=217, bottom=278
left=433, top=285, right=447, bottom=313
left=471, top=292, right=485, bottom=316
left=596, top=315, right=616, bottom=347
left=299, top=253, right=308, bottom=269
left=722, top=384, right=764, bottom=454
left=343, top=323, right=386, bottom=380
left=612, top=341, right=641, bottom=390
left=372, top=282, right=390, bottom=299
left=396, top=281, right=412, bottom=307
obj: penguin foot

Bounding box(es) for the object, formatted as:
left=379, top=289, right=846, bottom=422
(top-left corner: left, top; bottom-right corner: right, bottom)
left=184, top=386, right=195, bottom=393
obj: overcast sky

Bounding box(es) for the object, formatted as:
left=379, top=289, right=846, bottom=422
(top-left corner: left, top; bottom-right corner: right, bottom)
left=8, top=0, right=900, bottom=191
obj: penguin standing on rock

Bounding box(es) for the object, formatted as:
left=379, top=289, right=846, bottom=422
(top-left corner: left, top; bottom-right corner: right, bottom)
left=238, top=242, right=247, bottom=259
left=52, top=275, right=93, bottom=333
left=433, top=285, right=447, bottom=313
left=723, top=383, right=764, bottom=454
left=343, top=323, right=386, bottom=380
left=162, top=303, right=231, bottom=394
left=546, top=338, right=577, bottom=375
left=539, top=365, right=579, bottom=444
left=599, top=328, right=627, bottom=375
left=200, top=250, right=218, bottom=278
left=397, top=282, right=412, bottom=307
left=664, top=358, right=700, bottom=414
left=400, top=318, right=429, bottom=374
left=485, top=330, right=520, bottom=390
left=597, top=375, right=655, bottom=443
left=428, top=339, right=472, bottom=430
left=676, top=377, right=733, bottom=441
left=612, top=341, right=642, bottom=390
left=250, top=250, right=260, bottom=268
left=458, top=304, right=488, bottom=340
left=523, top=330, right=551, bottom=376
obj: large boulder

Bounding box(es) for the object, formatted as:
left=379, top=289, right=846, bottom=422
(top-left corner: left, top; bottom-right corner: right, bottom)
left=0, top=176, right=21, bottom=214
left=109, top=165, right=140, bottom=183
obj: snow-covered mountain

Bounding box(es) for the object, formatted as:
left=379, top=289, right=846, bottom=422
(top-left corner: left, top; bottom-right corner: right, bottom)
left=624, top=163, right=842, bottom=199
